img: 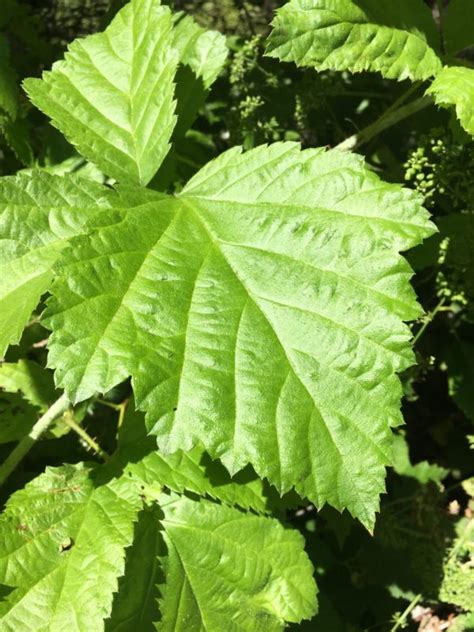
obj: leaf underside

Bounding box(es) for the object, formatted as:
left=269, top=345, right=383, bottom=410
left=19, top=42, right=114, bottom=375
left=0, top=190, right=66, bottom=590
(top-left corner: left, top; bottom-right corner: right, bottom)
left=266, top=0, right=442, bottom=81
left=38, top=142, right=434, bottom=528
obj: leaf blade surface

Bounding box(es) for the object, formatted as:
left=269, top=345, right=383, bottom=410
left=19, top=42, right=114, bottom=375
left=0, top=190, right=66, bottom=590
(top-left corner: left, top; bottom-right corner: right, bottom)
left=24, top=0, right=178, bottom=186
left=266, top=0, right=442, bottom=81
left=43, top=143, right=434, bottom=526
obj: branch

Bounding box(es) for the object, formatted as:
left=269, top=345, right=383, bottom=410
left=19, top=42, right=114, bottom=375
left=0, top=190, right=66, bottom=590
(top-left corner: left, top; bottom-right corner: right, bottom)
left=336, top=96, right=432, bottom=152
left=0, top=394, right=70, bottom=487
left=62, top=410, right=110, bottom=462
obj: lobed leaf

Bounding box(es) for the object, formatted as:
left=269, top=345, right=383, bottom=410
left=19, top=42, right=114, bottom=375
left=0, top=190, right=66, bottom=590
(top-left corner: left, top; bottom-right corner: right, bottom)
left=42, top=142, right=434, bottom=528
left=427, top=66, right=474, bottom=137
left=24, top=0, right=179, bottom=186
left=266, top=0, right=442, bottom=81
left=0, top=463, right=142, bottom=631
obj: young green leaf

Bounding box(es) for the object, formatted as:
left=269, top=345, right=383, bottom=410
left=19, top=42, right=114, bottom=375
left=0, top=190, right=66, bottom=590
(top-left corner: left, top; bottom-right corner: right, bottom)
left=24, top=0, right=179, bottom=187
left=0, top=463, right=142, bottom=631
left=427, top=66, right=474, bottom=137
left=392, top=433, right=448, bottom=485
left=266, top=0, right=442, bottom=81
left=158, top=494, right=317, bottom=631
left=172, top=13, right=228, bottom=89
left=41, top=142, right=434, bottom=528
left=0, top=172, right=112, bottom=357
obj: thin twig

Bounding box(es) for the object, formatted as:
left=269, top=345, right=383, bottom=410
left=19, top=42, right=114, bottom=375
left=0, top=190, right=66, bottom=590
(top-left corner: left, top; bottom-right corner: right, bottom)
left=390, top=593, right=422, bottom=632
left=336, top=95, right=432, bottom=152
left=62, top=411, right=110, bottom=462
left=413, top=297, right=447, bottom=346
left=0, top=394, right=70, bottom=487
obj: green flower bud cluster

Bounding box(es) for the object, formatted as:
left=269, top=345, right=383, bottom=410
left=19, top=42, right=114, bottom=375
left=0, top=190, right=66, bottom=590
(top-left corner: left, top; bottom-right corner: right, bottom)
left=230, top=35, right=261, bottom=86
left=404, top=129, right=474, bottom=212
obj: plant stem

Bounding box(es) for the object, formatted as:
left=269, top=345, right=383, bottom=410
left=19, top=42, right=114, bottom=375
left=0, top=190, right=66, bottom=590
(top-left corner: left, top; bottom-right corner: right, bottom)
left=391, top=593, right=422, bottom=632
left=336, top=96, right=432, bottom=151
left=62, top=411, right=110, bottom=462
left=0, top=394, right=70, bottom=487
left=413, top=296, right=447, bottom=345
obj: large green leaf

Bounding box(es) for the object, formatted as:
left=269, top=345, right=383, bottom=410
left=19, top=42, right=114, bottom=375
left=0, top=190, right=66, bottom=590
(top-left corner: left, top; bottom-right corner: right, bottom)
left=266, top=0, right=442, bottom=81
left=24, top=0, right=179, bottom=187
left=41, top=143, right=434, bottom=527
left=159, top=494, right=316, bottom=631
left=0, top=463, right=142, bottom=631
left=427, top=66, right=474, bottom=137
left=0, top=172, right=111, bottom=357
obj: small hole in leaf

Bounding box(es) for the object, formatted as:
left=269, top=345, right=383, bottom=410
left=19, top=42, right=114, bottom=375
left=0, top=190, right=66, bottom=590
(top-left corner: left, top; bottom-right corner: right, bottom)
left=59, top=537, right=74, bottom=553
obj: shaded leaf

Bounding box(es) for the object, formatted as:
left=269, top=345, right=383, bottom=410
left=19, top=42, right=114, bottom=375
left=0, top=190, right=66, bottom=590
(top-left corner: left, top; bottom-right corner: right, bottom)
left=0, top=392, right=37, bottom=444
left=444, top=0, right=474, bottom=55
left=444, top=339, right=474, bottom=423
left=0, top=360, right=57, bottom=411
left=106, top=509, right=163, bottom=632
left=0, top=34, right=18, bottom=120
left=392, top=433, right=448, bottom=485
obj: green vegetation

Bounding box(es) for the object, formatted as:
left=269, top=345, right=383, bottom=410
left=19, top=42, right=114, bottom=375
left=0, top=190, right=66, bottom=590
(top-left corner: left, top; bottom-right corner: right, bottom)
left=0, top=1, right=472, bottom=630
